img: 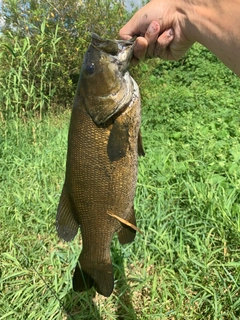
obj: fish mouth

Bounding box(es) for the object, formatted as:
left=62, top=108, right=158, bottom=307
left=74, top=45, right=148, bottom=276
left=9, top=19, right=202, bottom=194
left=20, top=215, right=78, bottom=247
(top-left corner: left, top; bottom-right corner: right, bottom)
left=84, top=34, right=137, bottom=125
left=91, top=33, right=135, bottom=71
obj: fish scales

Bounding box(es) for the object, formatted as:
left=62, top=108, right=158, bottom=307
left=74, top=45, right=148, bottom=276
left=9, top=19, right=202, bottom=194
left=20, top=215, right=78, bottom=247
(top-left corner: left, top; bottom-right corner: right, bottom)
left=56, top=34, right=144, bottom=297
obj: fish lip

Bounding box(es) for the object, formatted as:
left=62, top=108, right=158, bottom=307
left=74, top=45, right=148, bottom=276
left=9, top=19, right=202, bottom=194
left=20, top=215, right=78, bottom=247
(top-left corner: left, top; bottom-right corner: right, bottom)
left=117, top=42, right=134, bottom=73
left=91, top=33, right=135, bottom=71
left=91, top=33, right=119, bottom=55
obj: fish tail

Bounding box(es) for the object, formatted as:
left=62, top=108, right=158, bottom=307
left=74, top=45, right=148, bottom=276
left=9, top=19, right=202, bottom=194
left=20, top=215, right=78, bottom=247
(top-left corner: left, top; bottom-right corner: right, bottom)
left=73, top=256, right=114, bottom=297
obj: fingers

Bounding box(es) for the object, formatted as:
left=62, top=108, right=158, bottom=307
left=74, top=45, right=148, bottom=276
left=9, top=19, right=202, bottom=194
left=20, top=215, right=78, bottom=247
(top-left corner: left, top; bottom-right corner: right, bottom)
left=133, top=37, right=148, bottom=60
left=120, top=17, right=175, bottom=63
left=119, top=6, right=150, bottom=40
left=119, top=13, right=144, bottom=40
left=130, top=21, right=164, bottom=61
left=144, top=21, right=174, bottom=59
left=154, top=28, right=174, bottom=59
left=144, top=21, right=160, bottom=58
left=130, top=24, right=174, bottom=64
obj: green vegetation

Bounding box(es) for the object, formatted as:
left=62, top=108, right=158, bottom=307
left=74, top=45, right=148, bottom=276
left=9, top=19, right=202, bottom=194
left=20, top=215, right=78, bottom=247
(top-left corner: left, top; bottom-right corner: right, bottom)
left=1, top=2, right=240, bottom=319
left=0, top=0, right=128, bottom=119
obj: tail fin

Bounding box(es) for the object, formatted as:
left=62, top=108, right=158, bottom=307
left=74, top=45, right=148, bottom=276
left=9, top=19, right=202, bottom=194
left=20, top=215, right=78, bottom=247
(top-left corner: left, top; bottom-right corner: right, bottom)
left=73, top=257, right=114, bottom=297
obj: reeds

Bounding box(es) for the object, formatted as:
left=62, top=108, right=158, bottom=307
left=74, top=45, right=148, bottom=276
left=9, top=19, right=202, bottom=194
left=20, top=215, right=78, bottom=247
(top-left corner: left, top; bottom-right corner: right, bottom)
left=0, top=20, right=61, bottom=120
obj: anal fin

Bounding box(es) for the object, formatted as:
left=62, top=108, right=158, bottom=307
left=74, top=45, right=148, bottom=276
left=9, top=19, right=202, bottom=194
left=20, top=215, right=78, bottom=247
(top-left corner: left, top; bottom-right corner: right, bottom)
left=117, top=206, right=137, bottom=244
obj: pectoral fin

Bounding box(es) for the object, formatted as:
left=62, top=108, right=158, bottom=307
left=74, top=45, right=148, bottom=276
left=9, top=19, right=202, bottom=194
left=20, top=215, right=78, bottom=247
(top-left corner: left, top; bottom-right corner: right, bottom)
left=56, top=184, right=79, bottom=241
left=107, top=119, right=129, bottom=162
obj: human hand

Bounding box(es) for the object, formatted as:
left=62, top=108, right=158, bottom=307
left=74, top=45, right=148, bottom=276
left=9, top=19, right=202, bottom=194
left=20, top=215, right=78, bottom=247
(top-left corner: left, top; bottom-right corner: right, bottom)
left=119, top=0, right=194, bottom=63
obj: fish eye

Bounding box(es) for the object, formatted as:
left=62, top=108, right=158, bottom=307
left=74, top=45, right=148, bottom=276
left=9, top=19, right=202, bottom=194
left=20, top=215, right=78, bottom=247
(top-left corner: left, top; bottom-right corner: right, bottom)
left=86, top=63, right=95, bottom=75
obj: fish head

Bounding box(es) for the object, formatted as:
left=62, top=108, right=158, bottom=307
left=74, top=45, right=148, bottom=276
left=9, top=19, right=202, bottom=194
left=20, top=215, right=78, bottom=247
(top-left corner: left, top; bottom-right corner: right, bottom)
left=78, top=33, right=136, bottom=125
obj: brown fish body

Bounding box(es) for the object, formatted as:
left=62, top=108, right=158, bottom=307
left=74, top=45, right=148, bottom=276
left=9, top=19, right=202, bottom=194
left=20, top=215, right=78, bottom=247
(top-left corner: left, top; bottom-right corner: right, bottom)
left=56, top=34, right=143, bottom=297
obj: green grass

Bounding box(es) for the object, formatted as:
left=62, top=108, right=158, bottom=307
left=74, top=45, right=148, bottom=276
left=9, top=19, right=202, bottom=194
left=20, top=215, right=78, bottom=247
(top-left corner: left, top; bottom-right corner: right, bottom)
left=1, top=44, right=240, bottom=319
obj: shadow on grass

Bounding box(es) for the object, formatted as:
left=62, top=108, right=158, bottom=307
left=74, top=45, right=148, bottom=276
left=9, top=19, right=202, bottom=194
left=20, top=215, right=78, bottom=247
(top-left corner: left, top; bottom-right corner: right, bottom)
left=63, top=288, right=101, bottom=320
left=63, top=248, right=136, bottom=319
left=112, top=248, right=136, bottom=320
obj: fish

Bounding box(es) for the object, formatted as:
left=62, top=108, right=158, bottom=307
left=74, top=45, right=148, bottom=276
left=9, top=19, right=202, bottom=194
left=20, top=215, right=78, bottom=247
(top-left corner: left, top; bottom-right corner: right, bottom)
left=56, top=33, right=144, bottom=297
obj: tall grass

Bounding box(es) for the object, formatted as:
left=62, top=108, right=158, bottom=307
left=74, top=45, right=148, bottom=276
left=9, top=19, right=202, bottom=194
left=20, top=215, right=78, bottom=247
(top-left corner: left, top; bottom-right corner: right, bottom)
left=0, top=20, right=61, bottom=120
left=0, top=0, right=130, bottom=119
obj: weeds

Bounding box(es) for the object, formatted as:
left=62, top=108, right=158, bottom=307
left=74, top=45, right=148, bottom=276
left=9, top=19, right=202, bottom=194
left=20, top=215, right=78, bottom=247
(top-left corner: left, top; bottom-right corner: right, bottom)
left=0, top=0, right=129, bottom=118
left=0, top=21, right=60, bottom=120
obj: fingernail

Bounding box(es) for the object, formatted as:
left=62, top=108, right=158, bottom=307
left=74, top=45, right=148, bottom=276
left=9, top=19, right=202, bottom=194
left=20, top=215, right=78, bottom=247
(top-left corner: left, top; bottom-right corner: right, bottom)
left=147, top=21, right=159, bottom=34
left=168, top=28, right=174, bottom=37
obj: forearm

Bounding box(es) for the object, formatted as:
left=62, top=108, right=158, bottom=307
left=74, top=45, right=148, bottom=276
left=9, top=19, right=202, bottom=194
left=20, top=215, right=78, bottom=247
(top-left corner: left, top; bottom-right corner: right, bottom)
left=182, top=0, right=240, bottom=75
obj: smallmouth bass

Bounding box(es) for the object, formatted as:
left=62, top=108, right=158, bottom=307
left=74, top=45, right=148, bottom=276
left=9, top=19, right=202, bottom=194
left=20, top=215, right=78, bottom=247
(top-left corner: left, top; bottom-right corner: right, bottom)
left=56, top=33, right=144, bottom=297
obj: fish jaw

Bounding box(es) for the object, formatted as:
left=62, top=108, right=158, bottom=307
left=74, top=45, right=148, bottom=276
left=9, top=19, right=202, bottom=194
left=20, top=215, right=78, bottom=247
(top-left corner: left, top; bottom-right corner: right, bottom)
left=78, top=34, right=136, bottom=125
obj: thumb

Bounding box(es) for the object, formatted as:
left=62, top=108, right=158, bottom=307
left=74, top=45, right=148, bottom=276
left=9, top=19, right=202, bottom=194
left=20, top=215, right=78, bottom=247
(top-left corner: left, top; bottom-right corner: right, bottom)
left=119, top=1, right=160, bottom=40
left=119, top=9, right=148, bottom=40
left=119, top=20, right=139, bottom=40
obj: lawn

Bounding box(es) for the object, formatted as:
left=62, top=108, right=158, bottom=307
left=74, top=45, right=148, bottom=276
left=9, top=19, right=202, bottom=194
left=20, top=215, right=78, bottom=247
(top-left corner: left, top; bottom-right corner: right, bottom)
left=0, top=44, right=240, bottom=319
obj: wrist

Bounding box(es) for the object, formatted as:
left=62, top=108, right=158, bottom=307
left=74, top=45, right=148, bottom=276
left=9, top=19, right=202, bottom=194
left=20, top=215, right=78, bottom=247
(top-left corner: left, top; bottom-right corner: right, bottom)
left=181, top=0, right=223, bottom=45
left=176, top=0, right=240, bottom=76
